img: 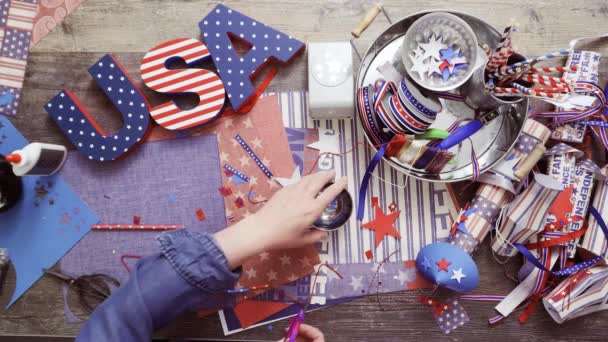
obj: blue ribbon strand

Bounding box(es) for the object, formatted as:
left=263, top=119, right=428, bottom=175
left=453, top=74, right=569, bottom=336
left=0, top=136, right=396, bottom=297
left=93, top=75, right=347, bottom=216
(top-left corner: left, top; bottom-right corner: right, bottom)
left=514, top=206, right=608, bottom=276
left=356, top=143, right=387, bottom=220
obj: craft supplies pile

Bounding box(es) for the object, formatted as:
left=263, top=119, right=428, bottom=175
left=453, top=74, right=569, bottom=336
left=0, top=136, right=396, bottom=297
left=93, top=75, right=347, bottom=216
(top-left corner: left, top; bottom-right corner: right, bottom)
left=2, top=3, right=608, bottom=337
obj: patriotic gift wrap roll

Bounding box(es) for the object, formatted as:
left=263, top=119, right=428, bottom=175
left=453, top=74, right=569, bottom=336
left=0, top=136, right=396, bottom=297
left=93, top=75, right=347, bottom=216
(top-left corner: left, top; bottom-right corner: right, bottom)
left=543, top=265, right=608, bottom=324
left=491, top=174, right=563, bottom=257
left=563, top=159, right=602, bottom=257
left=551, top=50, right=600, bottom=143
left=466, top=119, right=552, bottom=243
left=580, top=166, right=608, bottom=261
left=544, top=143, right=583, bottom=188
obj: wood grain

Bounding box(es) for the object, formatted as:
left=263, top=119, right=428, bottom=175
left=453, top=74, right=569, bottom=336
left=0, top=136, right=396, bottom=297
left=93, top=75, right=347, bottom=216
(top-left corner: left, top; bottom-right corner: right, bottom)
left=2, top=0, right=608, bottom=340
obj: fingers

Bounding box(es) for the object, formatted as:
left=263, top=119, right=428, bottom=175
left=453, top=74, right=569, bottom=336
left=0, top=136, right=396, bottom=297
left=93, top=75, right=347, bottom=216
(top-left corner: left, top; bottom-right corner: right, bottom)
left=296, top=324, right=325, bottom=342
left=302, top=170, right=336, bottom=196
left=314, top=176, right=348, bottom=209
left=302, top=229, right=329, bottom=245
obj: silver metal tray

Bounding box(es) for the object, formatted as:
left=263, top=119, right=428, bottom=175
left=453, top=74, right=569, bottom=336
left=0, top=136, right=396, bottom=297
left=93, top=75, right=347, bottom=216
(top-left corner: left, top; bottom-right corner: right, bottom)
left=355, top=10, right=529, bottom=182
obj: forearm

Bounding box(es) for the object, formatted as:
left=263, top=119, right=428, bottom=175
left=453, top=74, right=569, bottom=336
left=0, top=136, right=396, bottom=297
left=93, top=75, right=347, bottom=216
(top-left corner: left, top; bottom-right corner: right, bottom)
left=214, top=215, right=269, bottom=269
left=77, top=230, right=240, bottom=341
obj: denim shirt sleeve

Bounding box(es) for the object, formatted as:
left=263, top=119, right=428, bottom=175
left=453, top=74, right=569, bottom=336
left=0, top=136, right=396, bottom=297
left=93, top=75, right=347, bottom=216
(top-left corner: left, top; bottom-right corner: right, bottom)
left=77, top=230, right=240, bottom=342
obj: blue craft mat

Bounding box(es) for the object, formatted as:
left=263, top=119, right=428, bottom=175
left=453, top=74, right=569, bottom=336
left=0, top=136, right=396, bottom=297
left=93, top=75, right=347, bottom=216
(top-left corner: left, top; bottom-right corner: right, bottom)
left=59, top=134, right=226, bottom=285
left=0, top=116, right=98, bottom=307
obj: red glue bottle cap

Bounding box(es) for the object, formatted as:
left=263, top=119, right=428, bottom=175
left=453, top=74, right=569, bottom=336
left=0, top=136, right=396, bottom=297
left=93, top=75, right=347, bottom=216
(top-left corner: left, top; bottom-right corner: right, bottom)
left=5, top=153, right=22, bottom=164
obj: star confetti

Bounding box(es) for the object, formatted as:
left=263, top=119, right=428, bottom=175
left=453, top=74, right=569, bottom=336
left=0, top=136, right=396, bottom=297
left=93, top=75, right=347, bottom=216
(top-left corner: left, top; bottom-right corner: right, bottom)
left=410, top=36, right=468, bottom=82
left=361, top=203, right=401, bottom=247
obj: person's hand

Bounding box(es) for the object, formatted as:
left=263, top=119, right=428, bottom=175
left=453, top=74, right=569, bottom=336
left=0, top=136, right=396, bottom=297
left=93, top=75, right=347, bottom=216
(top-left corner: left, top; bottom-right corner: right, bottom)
left=215, top=170, right=348, bottom=269
left=253, top=170, right=348, bottom=250
left=277, top=324, right=325, bottom=342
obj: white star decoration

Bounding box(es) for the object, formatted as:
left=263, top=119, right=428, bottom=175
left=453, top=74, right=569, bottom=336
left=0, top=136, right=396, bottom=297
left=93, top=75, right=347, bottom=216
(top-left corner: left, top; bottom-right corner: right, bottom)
left=272, top=166, right=302, bottom=187
left=349, top=275, right=363, bottom=292
left=307, top=128, right=340, bottom=154
left=243, top=117, right=253, bottom=129
left=426, top=58, right=444, bottom=77
left=245, top=267, right=257, bottom=279
left=450, top=267, right=467, bottom=283
left=238, top=155, right=250, bottom=167
left=279, top=254, right=291, bottom=266
left=266, top=269, right=278, bottom=281
left=395, top=268, right=416, bottom=286
left=409, top=53, right=428, bottom=78
left=418, top=34, right=447, bottom=61
left=251, top=137, right=263, bottom=149
left=259, top=252, right=270, bottom=261
left=300, top=256, right=311, bottom=267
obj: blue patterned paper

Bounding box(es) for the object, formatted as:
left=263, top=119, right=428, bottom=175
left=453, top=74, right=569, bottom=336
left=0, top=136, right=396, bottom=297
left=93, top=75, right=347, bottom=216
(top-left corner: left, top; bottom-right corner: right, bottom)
left=0, top=115, right=98, bottom=306
left=44, top=54, right=151, bottom=161
left=199, top=4, right=304, bottom=111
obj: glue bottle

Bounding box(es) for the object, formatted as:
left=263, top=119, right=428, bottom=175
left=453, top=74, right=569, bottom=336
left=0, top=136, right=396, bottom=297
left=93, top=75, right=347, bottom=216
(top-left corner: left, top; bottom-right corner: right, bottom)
left=5, top=142, right=67, bottom=176
left=0, top=155, right=22, bottom=212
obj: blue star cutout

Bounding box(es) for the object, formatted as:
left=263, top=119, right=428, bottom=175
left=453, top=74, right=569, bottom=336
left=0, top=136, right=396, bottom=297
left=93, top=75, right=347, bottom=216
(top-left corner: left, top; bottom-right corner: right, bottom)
left=439, top=46, right=459, bottom=63
left=442, top=68, right=451, bottom=81
left=594, top=55, right=600, bottom=62
left=232, top=175, right=249, bottom=185
left=167, top=194, right=177, bottom=202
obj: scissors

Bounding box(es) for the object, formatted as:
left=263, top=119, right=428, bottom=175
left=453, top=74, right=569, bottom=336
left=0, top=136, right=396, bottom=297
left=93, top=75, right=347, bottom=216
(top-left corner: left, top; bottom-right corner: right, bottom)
left=44, top=269, right=120, bottom=314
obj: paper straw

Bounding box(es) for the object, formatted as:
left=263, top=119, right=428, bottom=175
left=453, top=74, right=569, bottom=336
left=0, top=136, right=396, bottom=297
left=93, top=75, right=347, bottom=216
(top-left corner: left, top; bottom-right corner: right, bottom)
left=529, top=86, right=571, bottom=93
left=91, top=224, right=184, bottom=230
left=512, top=83, right=535, bottom=95
left=492, top=87, right=525, bottom=95
left=528, top=66, right=577, bottom=74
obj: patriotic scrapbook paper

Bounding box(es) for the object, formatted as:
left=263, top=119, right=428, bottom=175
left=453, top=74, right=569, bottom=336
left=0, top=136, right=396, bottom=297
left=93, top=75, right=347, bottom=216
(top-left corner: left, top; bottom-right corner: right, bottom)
left=147, top=95, right=320, bottom=290
left=277, top=91, right=458, bottom=265
left=31, top=0, right=83, bottom=45
left=0, top=0, right=37, bottom=117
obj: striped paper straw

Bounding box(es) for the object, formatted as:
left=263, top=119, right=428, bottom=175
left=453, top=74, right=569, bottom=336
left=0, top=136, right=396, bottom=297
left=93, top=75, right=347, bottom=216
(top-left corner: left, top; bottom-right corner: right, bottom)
left=492, top=87, right=525, bottom=95
left=528, top=66, right=577, bottom=74
left=522, top=74, right=569, bottom=87
left=512, top=83, right=535, bottom=95
left=529, top=48, right=572, bottom=64
left=529, top=86, right=571, bottom=93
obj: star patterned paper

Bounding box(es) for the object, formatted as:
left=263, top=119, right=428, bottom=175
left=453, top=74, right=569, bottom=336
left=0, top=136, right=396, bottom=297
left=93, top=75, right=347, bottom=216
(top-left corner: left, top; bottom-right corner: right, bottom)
left=470, top=195, right=501, bottom=222
left=0, top=0, right=37, bottom=117
left=199, top=4, right=305, bottom=112
left=434, top=297, right=470, bottom=334
left=146, top=95, right=319, bottom=291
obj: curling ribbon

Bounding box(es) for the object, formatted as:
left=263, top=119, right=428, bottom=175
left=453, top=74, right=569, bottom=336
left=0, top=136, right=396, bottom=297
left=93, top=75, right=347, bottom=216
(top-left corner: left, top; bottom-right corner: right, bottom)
left=514, top=206, right=608, bottom=277
left=357, top=143, right=388, bottom=220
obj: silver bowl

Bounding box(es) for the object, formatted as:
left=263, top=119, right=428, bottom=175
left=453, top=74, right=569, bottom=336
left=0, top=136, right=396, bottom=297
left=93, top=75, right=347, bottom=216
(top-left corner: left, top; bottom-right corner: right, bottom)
left=355, top=10, right=529, bottom=182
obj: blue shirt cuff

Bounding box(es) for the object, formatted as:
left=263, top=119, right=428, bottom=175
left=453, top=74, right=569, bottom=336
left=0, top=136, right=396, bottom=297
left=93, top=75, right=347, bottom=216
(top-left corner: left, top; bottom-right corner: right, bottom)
left=157, top=229, right=241, bottom=292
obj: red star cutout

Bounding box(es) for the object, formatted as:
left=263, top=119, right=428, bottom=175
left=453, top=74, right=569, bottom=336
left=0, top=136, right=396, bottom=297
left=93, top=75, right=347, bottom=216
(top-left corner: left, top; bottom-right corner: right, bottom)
left=436, top=258, right=451, bottom=272
left=545, top=185, right=575, bottom=232
left=361, top=204, right=401, bottom=247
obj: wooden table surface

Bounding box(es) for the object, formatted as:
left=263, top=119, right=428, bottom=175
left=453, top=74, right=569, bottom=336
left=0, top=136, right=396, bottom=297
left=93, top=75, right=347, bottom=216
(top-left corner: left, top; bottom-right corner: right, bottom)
left=2, top=0, right=608, bottom=340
